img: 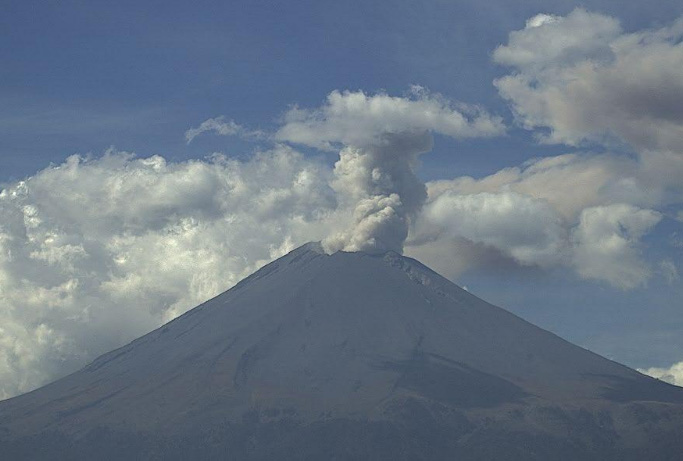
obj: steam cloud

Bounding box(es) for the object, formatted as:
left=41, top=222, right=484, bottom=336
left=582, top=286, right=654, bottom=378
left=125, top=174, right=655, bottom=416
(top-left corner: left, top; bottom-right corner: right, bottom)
left=275, top=88, right=504, bottom=253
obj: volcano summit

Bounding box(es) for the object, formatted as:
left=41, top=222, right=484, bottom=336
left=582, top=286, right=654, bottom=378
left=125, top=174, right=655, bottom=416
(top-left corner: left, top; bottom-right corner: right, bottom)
left=1, top=243, right=682, bottom=459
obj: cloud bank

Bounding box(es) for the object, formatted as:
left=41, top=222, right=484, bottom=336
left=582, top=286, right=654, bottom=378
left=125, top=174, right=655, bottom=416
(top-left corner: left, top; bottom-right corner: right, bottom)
left=0, top=148, right=334, bottom=399
left=640, top=362, right=683, bottom=386
left=409, top=150, right=681, bottom=287
left=408, top=8, right=683, bottom=286
left=494, top=8, right=683, bottom=151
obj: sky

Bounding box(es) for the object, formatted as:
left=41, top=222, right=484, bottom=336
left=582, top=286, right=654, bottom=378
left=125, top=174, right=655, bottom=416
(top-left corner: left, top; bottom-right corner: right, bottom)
left=0, top=0, right=682, bottom=398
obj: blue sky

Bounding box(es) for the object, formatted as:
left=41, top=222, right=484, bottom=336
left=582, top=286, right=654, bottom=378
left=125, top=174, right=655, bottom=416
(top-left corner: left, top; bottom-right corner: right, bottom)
left=5, top=0, right=681, bottom=181
left=1, top=0, right=682, bottom=397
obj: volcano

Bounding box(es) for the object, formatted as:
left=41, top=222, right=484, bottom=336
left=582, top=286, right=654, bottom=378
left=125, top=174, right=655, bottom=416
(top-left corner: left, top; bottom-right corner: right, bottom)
left=1, top=243, right=682, bottom=459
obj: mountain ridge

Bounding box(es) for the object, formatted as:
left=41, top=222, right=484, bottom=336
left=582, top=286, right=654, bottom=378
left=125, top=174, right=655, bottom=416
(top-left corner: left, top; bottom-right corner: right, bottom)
left=1, top=242, right=682, bottom=459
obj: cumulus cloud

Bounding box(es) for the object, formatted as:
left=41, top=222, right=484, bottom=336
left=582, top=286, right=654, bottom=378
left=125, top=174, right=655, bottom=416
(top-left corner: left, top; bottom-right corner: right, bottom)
left=429, top=8, right=683, bottom=287
left=660, top=259, right=680, bottom=285
left=639, top=362, right=683, bottom=386
left=410, top=8, right=683, bottom=284
left=571, top=204, right=662, bottom=289
left=494, top=8, right=683, bottom=151
left=408, top=193, right=664, bottom=289
left=0, top=148, right=336, bottom=399
left=275, top=87, right=504, bottom=150
left=406, top=148, right=682, bottom=284
left=414, top=191, right=568, bottom=267
left=185, top=116, right=265, bottom=143
left=277, top=88, right=504, bottom=253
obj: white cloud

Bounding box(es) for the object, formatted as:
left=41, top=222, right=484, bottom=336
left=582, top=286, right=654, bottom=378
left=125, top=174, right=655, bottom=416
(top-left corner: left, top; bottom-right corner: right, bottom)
left=571, top=204, right=662, bottom=289
left=275, top=87, right=504, bottom=151
left=185, top=116, right=265, bottom=143
left=406, top=149, right=680, bottom=285
left=414, top=191, right=568, bottom=267
left=639, top=361, right=683, bottom=386
left=417, top=10, right=683, bottom=286
left=660, top=259, right=680, bottom=285
left=494, top=9, right=683, bottom=152
left=0, top=148, right=336, bottom=399
left=426, top=153, right=619, bottom=221
left=494, top=10, right=619, bottom=73
left=407, top=190, right=664, bottom=289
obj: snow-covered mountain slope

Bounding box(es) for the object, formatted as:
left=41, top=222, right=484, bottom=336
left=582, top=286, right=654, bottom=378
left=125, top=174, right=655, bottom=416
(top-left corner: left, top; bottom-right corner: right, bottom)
left=1, top=243, right=683, bottom=459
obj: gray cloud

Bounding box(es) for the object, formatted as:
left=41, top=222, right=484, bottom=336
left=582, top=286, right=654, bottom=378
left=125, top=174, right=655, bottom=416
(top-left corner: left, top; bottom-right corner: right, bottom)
left=660, top=259, right=680, bottom=285
left=277, top=88, right=504, bottom=254
left=321, top=133, right=432, bottom=254
left=274, top=87, right=504, bottom=150
left=494, top=9, right=683, bottom=152
left=571, top=204, right=662, bottom=289
left=413, top=191, right=568, bottom=267
left=406, top=148, right=682, bottom=286
left=185, top=116, right=266, bottom=143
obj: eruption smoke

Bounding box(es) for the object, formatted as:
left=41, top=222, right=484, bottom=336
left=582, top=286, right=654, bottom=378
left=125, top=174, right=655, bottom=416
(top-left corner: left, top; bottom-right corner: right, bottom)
left=323, top=131, right=432, bottom=253
left=275, top=88, right=505, bottom=253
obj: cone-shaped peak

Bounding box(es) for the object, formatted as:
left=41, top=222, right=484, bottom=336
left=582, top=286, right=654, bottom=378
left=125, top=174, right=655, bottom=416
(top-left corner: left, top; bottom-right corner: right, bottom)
left=1, top=244, right=683, bottom=459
